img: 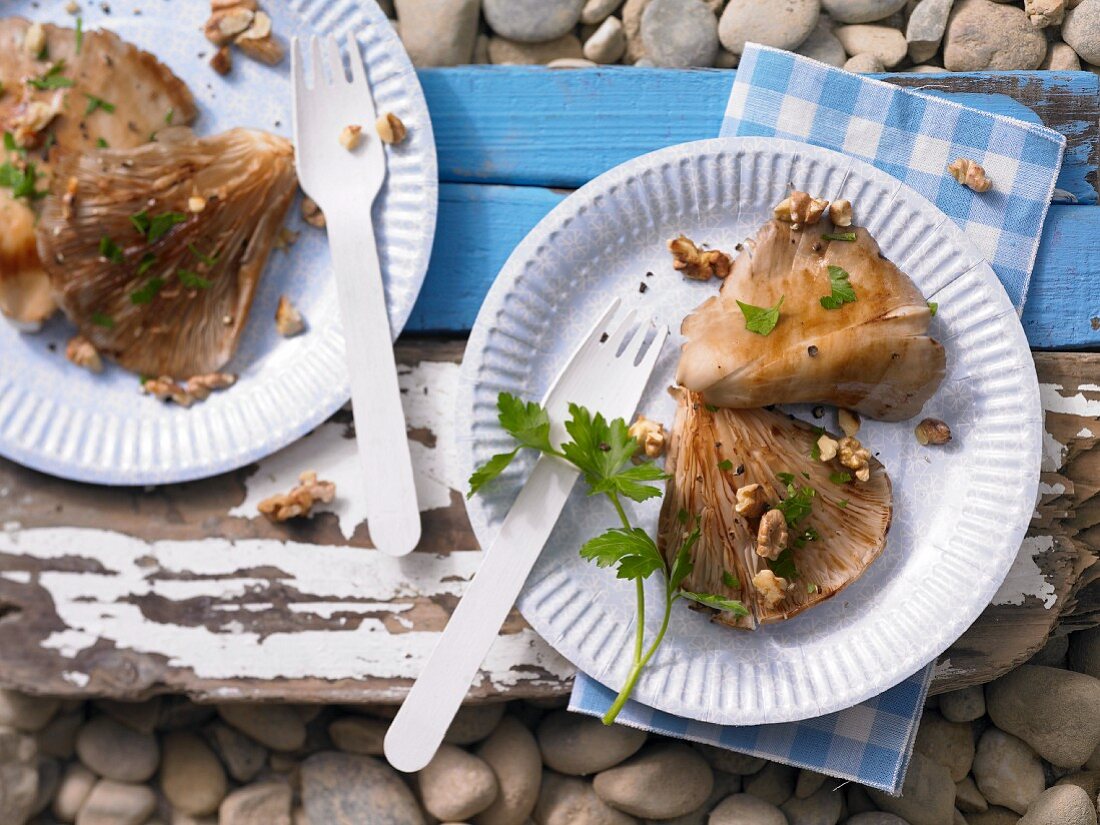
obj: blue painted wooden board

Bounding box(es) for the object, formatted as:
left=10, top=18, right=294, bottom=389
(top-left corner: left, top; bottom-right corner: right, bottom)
left=407, top=183, right=1100, bottom=351
left=418, top=67, right=1098, bottom=205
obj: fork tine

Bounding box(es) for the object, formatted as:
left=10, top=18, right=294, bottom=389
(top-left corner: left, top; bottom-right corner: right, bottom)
left=618, top=322, right=650, bottom=366
left=309, top=35, right=325, bottom=87
left=636, top=325, right=669, bottom=376
left=347, top=32, right=368, bottom=89
left=603, top=309, right=639, bottom=354
left=324, top=35, right=347, bottom=84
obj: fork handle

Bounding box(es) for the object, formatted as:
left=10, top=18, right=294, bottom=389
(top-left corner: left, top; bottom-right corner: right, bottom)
left=326, top=212, right=421, bottom=557
left=384, top=455, right=579, bottom=772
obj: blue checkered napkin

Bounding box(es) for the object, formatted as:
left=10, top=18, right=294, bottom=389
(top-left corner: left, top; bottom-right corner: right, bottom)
left=723, top=44, right=1066, bottom=310
left=570, top=668, right=932, bottom=794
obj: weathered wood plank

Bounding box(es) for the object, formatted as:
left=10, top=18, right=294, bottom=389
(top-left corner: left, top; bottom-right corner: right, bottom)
left=0, top=342, right=1094, bottom=702
left=418, top=67, right=1099, bottom=203
left=408, top=185, right=1100, bottom=351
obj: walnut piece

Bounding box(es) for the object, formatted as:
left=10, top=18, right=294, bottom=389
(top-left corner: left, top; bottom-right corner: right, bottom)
left=816, top=433, right=838, bottom=462
left=185, top=372, right=236, bottom=401
left=258, top=470, right=336, bottom=521
left=236, top=33, right=284, bottom=65
left=188, top=195, right=207, bottom=213
left=774, top=190, right=829, bottom=230
left=734, top=483, right=767, bottom=518
left=755, top=509, right=788, bottom=561
left=376, top=112, right=407, bottom=145
left=668, top=235, right=732, bottom=281
left=61, top=176, right=78, bottom=221
left=23, top=22, right=46, bottom=57
left=838, top=408, right=861, bottom=437
left=627, top=415, right=665, bottom=459
left=236, top=9, right=272, bottom=40
left=142, top=372, right=236, bottom=406
left=301, top=196, right=326, bottom=228
left=947, top=158, right=992, bottom=193
left=339, top=124, right=363, bottom=151
left=65, top=1, right=81, bottom=13
left=274, top=226, right=299, bottom=251
left=275, top=294, right=305, bottom=337
left=829, top=199, right=852, bottom=227
left=205, top=6, right=255, bottom=45
left=915, top=418, right=952, bottom=446
left=211, top=46, right=233, bottom=75
left=753, top=569, right=789, bottom=609
left=66, top=336, right=102, bottom=373
left=838, top=435, right=871, bottom=482
left=12, top=98, right=63, bottom=147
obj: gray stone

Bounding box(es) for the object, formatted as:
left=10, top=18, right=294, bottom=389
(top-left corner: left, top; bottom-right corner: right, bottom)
left=1057, top=770, right=1100, bottom=798
left=939, top=686, right=985, bottom=723
left=844, top=52, right=886, bottom=71
left=394, top=0, right=480, bottom=66
left=475, top=716, right=541, bottom=825
left=445, top=704, right=506, bottom=746
left=420, top=743, right=499, bottom=821
left=593, top=743, right=713, bottom=819
left=1070, top=626, right=1100, bottom=678
left=944, top=0, right=1048, bottom=70
left=845, top=784, right=878, bottom=817
left=972, top=728, right=1045, bottom=814
left=219, top=782, right=292, bottom=825
left=836, top=24, right=908, bottom=66
left=95, top=698, right=161, bottom=735
left=907, top=63, right=946, bottom=71
left=715, top=48, right=739, bottom=66
left=796, top=15, right=847, bottom=66
left=547, top=58, right=599, bottom=67
left=622, top=0, right=653, bottom=61
left=914, top=711, right=974, bottom=782
left=780, top=784, right=843, bottom=825
left=867, top=752, right=956, bottom=825
left=744, top=762, right=797, bottom=807
left=823, top=0, right=908, bottom=23
left=327, top=717, right=386, bottom=756
left=483, top=0, right=586, bottom=43
left=956, top=775, right=988, bottom=813
left=75, top=780, right=156, bottom=825
left=1025, top=0, right=1066, bottom=26
left=795, top=769, right=827, bottom=800
left=718, top=0, right=820, bottom=55
left=489, top=34, right=585, bottom=64
left=0, top=727, right=37, bottom=825
left=206, top=722, right=267, bottom=783
left=1019, top=784, right=1097, bottom=825
left=301, top=752, right=424, bottom=825
left=535, top=771, right=635, bottom=825
left=217, top=705, right=306, bottom=753
left=53, top=762, right=96, bottom=822
left=968, top=808, right=1021, bottom=825
left=1031, top=634, right=1070, bottom=668
left=31, top=756, right=59, bottom=816
left=0, top=690, right=59, bottom=733
left=692, top=744, right=766, bottom=776
left=160, top=731, right=227, bottom=817
left=1060, top=0, right=1100, bottom=64
left=584, top=16, right=627, bottom=62
left=157, top=698, right=216, bottom=732
left=845, top=816, right=911, bottom=825
left=537, top=712, right=646, bottom=776
left=474, top=33, right=490, bottom=64
left=36, top=710, right=83, bottom=760
left=582, top=0, right=625, bottom=24
left=641, top=0, right=721, bottom=66
left=709, top=793, right=787, bottom=825
left=906, top=0, right=954, bottom=62
left=1042, top=42, right=1083, bottom=70
left=987, top=665, right=1100, bottom=767
left=75, top=717, right=159, bottom=783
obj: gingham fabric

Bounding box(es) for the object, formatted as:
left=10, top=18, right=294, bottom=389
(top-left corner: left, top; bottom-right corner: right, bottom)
left=569, top=44, right=1066, bottom=795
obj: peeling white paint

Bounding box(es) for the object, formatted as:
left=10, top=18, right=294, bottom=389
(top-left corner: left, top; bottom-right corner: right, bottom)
left=61, top=671, right=89, bottom=687
left=933, top=657, right=970, bottom=680
left=992, top=535, right=1057, bottom=609
left=287, top=601, right=414, bottom=619
left=1038, top=481, right=1066, bottom=496
left=229, top=361, right=464, bottom=538
left=1041, top=428, right=1067, bottom=473
left=1, top=571, right=31, bottom=584
left=1040, top=382, right=1100, bottom=417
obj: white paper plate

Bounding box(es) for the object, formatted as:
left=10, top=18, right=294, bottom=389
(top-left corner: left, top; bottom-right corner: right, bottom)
left=0, top=0, right=436, bottom=485
left=458, top=137, right=1042, bottom=725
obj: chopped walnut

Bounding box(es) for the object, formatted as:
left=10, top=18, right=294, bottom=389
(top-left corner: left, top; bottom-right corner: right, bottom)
left=236, top=32, right=284, bottom=64
left=210, top=45, right=233, bottom=75
left=947, top=158, right=992, bottom=193
left=257, top=470, right=336, bottom=521
left=816, top=433, right=838, bottom=462
left=755, top=509, right=788, bottom=561
left=205, top=6, right=255, bottom=45
left=829, top=199, right=852, bottom=228
left=838, top=436, right=871, bottom=483
left=753, top=569, right=789, bottom=609
left=12, top=98, right=63, bottom=147
left=375, top=112, right=407, bottom=145
left=236, top=9, right=272, bottom=40
left=185, top=372, right=237, bottom=401
left=668, top=235, right=732, bottom=281
left=142, top=376, right=193, bottom=406
left=275, top=294, right=305, bottom=337
left=65, top=0, right=81, bottom=13
left=188, top=195, right=207, bottom=213
left=774, top=190, right=829, bottom=230
left=212, top=0, right=257, bottom=9
left=339, top=124, right=363, bottom=151
left=915, top=418, right=952, bottom=446
left=274, top=226, right=299, bottom=251
left=66, top=336, right=102, bottom=373
left=626, top=415, right=665, bottom=458
left=142, top=372, right=235, bottom=405
left=734, top=483, right=767, bottom=518
left=24, top=22, right=46, bottom=58
left=838, top=408, right=861, bottom=437
left=61, top=176, right=78, bottom=221
left=301, top=196, right=325, bottom=228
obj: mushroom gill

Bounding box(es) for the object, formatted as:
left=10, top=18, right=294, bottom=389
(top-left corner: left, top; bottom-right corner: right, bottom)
left=657, top=389, right=892, bottom=627
left=36, top=127, right=297, bottom=378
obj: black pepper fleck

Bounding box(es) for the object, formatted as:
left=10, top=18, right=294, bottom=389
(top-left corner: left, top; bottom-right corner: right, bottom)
left=645, top=270, right=653, bottom=278
left=812, top=406, right=825, bottom=419
left=807, top=345, right=819, bottom=357
left=638, top=282, right=648, bottom=294
left=599, top=332, right=608, bottom=343
left=47, top=342, right=56, bottom=353
left=735, top=464, right=744, bottom=476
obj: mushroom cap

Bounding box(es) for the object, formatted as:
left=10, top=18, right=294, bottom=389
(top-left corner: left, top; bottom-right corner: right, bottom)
left=676, top=218, right=946, bottom=422
left=658, top=388, right=892, bottom=626
left=36, top=127, right=297, bottom=378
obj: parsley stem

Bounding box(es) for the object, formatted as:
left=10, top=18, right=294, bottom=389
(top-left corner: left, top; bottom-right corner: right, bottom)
left=602, top=581, right=675, bottom=725
left=606, top=492, right=647, bottom=671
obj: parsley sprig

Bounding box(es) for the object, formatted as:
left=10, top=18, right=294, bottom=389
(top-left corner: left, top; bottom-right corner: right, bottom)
left=736, top=295, right=784, bottom=336
left=469, top=392, right=746, bottom=724
left=26, top=61, right=73, bottom=90
left=820, top=265, right=857, bottom=310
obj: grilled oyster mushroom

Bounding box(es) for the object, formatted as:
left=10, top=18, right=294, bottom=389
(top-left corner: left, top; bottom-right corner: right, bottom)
left=0, top=17, right=197, bottom=326
left=36, top=127, right=297, bottom=378
left=657, top=389, right=892, bottom=627
left=677, top=218, right=946, bottom=421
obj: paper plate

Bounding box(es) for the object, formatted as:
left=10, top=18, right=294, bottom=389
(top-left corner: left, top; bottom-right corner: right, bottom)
left=458, top=137, right=1041, bottom=725
left=0, top=0, right=436, bottom=484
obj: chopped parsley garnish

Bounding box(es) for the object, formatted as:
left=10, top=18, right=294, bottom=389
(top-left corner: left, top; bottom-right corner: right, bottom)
left=806, top=582, right=819, bottom=594
left=136, top=252, right=156, bottom=276
left=130, top=277, right=164, bottom=305
left=678, top=591, right=750, bottom=616
left=829, top=471, right=852, bottom=484
left=26, top=62, right=73, bottom=90
left=95, top=137, right=109, bottom=148
left=704, top=403, right=719, bottom=413
left=820, top=265, right=857, bottom=310
left=131, top=210, right=188, bottom=242
left=91, top=311, right=115, bottom=329
left=928, top=301, right=938, bottom=317
left=187, top=244, right=217, bottom=267
left=75, top=17, right=84, bottom=54
left=0, top=161, right=46, bottom=200
left=98, top=236, right=124, bottom=264
left=3, top=132, right=19, bottom=154
left=718, top=459, right=734, bottom=472
left=177, top=269, right=211, bottom=290
left=769, top=548, right=799, bottom=581
left=677, top=508, right=689, bottom=524
left=770, top=470, right=818, bottom=579
left=84, top=94, right=116, bottom=116
left=130, top=210, right=150, bottom=235
left=822, top=231, right=856, bottom=242
left=722, top=570, right=740, bottom=589
left=736, top=295, right=784, bottom=336
left=836, top=499, right=849, bottom=509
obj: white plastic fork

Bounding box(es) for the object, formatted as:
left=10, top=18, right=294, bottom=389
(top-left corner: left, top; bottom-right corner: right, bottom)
left=384, top=300, right=669, bottom=773
left=291, top=35, right=421, bottom=557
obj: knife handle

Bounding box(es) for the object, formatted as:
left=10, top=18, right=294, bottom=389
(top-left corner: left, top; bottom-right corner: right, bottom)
left=384, top=456, right=578, bottom=772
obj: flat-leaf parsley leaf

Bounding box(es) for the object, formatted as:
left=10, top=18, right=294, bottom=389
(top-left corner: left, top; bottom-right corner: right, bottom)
left=736, top=295, right=784, bottom=336
left=820, top=265, right=857, bottom=310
